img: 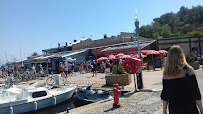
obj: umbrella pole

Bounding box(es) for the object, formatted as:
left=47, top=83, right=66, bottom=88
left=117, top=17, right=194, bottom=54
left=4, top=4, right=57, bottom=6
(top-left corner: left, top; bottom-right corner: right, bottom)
left=161, top=54, right=163, bottom=69
left=152, top=55, right=154, bottom=70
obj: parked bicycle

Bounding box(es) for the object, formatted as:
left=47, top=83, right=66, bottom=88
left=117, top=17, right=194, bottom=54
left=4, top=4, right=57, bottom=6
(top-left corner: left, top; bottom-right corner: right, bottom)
left=46, top=72, right=67, bottom=85
left=13, top=72, right=23, bottom=82
left=0, top=72, right=7, bottom=79
left=21, top=71, right=37, bottom=81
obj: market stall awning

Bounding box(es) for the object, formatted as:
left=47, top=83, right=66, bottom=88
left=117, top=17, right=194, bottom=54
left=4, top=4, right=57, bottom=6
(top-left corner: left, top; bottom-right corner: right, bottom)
left=33, top=54, right=55, bottom=60
left=92, top=40, right=156, bottom=56
left=60, top=50, right=87, bottom=58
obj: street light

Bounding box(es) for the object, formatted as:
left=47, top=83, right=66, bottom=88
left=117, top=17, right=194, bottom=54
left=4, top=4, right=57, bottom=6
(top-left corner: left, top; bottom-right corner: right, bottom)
left=134, top=9, right=143, bottom=89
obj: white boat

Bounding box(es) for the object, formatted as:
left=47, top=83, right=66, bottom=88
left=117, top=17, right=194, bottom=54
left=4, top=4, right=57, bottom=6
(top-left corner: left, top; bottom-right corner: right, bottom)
left=0, top=84, right=76, bottom=114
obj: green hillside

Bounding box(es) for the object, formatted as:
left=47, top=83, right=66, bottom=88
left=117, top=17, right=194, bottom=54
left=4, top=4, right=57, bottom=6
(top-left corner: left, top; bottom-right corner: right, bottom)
left=139, top=5, right=203, bottom=38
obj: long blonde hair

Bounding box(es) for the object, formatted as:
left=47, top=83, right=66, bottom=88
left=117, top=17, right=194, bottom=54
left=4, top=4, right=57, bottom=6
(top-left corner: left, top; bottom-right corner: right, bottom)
left=163, top=45, right=188, bottom=77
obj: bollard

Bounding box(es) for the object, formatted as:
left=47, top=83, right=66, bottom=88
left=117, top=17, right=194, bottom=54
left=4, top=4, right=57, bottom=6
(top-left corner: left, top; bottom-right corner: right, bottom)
left=53, top=96, right=56, bottom=106
left=67, top=107, right=70, bottom=113
left=9, top=106, right=13, bottom=114
left=121, top=85, right=124, bottom=96
left=113, top=84, right=121, bottom=108
left=34, top=101, right=37, bottom=111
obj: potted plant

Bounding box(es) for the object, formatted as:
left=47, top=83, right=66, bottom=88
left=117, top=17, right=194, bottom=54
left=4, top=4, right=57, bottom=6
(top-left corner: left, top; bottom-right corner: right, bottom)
left=105, top=64, right=132, bottom=86
left=185, top=53, right=200, bottom=70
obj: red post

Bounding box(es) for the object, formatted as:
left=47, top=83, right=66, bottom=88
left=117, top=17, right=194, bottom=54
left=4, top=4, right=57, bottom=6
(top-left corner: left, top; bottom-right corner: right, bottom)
left=113, top=84, right=121, bottom=108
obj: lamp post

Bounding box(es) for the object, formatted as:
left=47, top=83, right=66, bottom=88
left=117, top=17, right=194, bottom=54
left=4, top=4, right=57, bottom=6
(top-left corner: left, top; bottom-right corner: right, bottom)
left=134, top=9, right=143, bottom=89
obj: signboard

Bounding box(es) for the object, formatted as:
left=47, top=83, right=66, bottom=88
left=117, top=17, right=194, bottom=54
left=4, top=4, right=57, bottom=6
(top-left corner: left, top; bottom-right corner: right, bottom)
left=51, top=57, right=61, bottom=62
left=154, top=58, right=161, bottom=68
left=147, top=60, right=154, bottom=70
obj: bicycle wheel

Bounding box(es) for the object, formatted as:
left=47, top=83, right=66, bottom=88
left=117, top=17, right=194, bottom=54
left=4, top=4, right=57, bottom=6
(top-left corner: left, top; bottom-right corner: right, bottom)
left=19, top=75, right=23, bottom=82
left=61, top=76, right=67, bottom=84
left=46, top=77, right=55, bottom=85
left=2, top=74, right=7, bottom=79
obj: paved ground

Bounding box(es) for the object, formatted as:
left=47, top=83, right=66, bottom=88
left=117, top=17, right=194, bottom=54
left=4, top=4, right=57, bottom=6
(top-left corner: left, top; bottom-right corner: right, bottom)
left=1, top=67, right=202, bottom=114
left=62, top=67, right=203, bottom=114
left=62, top=68, right=163, bottom=90
left=0, top=68, right=163, bottom=89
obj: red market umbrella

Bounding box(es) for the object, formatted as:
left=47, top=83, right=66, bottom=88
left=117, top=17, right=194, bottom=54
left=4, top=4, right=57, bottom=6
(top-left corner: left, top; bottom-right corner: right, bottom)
left=142, top=55, right=147, bottom=58
left=107, top=54, right=116, bottom=60
left=146, top=50, right=159, bottom=55
left=120, top=55, right=131, bottom=59
left=131, top=54, right=139, bottom=58
left=115, top=53, right=125, bottom=58
left=132, top=54, right=146, bottom=58
left=158, top=50, right=168, bottom=54
left=146, top=50, right=159, bottom=60
left=97, top=57, right=108, bottom=62
left=141, top=50, right=155, bottom=54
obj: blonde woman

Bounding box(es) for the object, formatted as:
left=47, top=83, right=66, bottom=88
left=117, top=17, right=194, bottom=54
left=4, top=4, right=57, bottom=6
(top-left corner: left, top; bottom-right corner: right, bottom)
left=161, top=45, right=203, bottom=114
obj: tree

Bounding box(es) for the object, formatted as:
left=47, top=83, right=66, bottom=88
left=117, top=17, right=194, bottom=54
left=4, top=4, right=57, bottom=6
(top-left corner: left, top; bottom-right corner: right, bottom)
left=178, top=6, right=189, bottom=23
left=139, top=5, right=203, bottom=38
left=153, top=32, right=160, bottom=38
left=139, top=25, right=153, bottom=38
left=162, top=46, right=171, bottom=51
left=32, top=52, right=39, bottom=56
left=161, top=28, right=171, bottom=38
left=153, top=12, right=176, bottom=26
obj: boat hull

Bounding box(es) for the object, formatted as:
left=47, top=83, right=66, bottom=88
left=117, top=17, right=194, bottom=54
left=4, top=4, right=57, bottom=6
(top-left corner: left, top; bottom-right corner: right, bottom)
left=0, top=86, right=76, bottom=114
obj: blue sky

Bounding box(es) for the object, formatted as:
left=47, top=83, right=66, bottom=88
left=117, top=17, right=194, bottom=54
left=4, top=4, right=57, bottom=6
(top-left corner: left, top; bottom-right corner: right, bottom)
left=0, top=0, right=202, bottom=65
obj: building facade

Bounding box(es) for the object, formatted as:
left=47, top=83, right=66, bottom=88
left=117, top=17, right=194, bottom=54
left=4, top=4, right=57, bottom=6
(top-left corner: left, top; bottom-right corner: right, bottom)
left=157, top=37, right=203, bottom=55
left=42, top=32, right=141, bottom=55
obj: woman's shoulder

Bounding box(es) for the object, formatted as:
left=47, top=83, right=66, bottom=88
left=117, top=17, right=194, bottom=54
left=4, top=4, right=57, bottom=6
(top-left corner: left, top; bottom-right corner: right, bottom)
left=163, top=65, right=195, bottom=80
left=184, top=65, right=195, bottom=75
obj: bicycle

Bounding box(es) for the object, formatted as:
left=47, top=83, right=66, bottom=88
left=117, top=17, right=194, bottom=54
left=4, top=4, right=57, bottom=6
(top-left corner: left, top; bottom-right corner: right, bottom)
left=14, top=72, right=22, bottom=80
left=20, top=71, right=32, bottom=81
left=46, top=72, right=67, bottom=85
left=0, top=72, right=7, bottom=79
left=29, top=70, right=37, bottom=80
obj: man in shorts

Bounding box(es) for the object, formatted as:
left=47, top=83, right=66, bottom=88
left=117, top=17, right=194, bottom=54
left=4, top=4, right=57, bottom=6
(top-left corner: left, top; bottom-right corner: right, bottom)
left=91, top=60, right=97, bottom=77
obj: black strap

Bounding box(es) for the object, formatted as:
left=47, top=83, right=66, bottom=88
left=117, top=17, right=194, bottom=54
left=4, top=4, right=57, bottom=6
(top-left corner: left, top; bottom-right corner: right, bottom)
left=183, top=65, right=189, bottom=77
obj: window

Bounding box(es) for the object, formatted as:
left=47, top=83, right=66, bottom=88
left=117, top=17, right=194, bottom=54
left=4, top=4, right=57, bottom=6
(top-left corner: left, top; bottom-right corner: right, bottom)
left=32, top=91, right=47, bottom=98
left=84, top=45, right=88, bottom=49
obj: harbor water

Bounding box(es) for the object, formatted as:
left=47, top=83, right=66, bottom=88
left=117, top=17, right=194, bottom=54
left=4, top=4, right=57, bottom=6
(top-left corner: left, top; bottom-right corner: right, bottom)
left=25, top=98, right=79, bottom=114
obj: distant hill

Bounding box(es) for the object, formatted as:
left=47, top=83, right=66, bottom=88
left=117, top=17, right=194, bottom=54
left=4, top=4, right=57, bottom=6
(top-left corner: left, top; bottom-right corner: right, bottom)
left=139, top=5, right=203, bottom=38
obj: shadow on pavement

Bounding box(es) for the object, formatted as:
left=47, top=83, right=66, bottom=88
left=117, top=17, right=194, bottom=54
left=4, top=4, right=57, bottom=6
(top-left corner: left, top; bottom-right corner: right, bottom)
left=121, top=91, right=137, bottom=98
left=104, top=108, right=116, bottom=113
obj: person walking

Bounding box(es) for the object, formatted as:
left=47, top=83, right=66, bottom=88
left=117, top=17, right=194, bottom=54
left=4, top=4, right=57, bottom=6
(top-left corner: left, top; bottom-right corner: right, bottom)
left=59, top=62, right=65, bottom=76
left=79, top=60, right=84, bottom=74
left=161, top=45, right=203, bottom=114
left=91, top=60, right=97, bottom=77
left=71, top=62, right=75, bottom=76
left=87, top=61, right=91, bottom=73
left=64, top=65, right=69, bottom=77
left=39, top=64, right=44, bottom=76
left=14, top=66, right=18, bottom=77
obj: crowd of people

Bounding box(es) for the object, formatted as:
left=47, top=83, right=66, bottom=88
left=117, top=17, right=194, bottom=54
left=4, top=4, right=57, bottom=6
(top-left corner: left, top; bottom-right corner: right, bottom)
left=192, top=49, right=202, bottom=64
left=75, top=60, right=98, bottom=77
left=1, top=64, right=44, bottom=78
left=59, top=61, right=75, bottom=77
left=57, top=60, right=99, bottom=77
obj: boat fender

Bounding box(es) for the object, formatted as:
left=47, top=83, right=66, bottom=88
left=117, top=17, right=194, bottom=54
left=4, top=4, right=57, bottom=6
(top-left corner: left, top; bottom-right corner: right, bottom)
left=53, top=96, right=56, bottom=106
left=34, top=101, right=37, bottom=111
left=9, top=106, right=13, bottom=114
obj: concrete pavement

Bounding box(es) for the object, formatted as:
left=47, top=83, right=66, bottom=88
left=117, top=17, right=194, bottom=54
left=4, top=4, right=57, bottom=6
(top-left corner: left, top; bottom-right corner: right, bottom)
left=1, top=67, right=202, bottom=114
left=62, top=67, right=203, bottom=114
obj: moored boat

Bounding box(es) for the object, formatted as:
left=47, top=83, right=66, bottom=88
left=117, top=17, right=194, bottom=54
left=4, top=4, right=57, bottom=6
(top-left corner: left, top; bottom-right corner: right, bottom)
left=0, top=84, right=76, bottom=114
left=73, top=85, right=112, bottom=106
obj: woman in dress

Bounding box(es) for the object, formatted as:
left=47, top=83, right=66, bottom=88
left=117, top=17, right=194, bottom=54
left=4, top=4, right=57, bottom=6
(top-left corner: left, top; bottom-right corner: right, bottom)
left=161, top=45, right=203, bottom=114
